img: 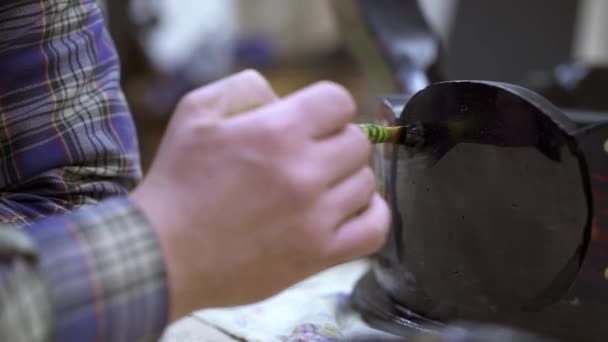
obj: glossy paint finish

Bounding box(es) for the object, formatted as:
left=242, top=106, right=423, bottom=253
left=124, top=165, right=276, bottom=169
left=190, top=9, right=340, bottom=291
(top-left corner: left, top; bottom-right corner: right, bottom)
left=353, top=81, right=608, bottom=341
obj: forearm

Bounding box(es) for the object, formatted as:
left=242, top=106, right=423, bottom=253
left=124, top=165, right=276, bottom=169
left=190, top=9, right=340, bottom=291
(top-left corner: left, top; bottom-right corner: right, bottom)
left=0, top=0, right=141, bottom=222
left=0, top=197, right=168, bottom=341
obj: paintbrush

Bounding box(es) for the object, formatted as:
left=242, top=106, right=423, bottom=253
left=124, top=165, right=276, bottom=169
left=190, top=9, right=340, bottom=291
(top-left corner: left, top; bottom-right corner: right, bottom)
left=359, top=122, right=425, bottom=146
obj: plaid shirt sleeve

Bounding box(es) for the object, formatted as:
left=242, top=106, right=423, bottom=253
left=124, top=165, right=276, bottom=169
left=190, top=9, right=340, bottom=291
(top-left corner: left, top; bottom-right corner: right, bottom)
left=0, top=0, right=141, bottom=223
left=0, top=0, right=169, bottom=341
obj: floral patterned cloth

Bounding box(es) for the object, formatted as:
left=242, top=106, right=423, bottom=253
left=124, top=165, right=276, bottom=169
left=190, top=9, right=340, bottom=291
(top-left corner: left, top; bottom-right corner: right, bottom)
left=194, top=260, right=400, bottom=341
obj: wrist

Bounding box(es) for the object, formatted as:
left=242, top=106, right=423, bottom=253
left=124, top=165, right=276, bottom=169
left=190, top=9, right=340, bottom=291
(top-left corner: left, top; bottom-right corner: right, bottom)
left=129, top=187, right=192, bottom=322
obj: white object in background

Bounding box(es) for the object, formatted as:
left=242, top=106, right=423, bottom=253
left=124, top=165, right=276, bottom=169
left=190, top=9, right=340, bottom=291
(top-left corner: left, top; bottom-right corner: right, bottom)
left=573, top=0, right=608, bottom=65
left=418, top=0, right=459, bottom=46
left=130, top=0, right=238, bottom=82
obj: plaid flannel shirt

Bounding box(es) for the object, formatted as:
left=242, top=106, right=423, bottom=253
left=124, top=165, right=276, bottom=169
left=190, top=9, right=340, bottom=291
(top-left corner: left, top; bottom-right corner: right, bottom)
left=0, top=0, right=168, bottom=340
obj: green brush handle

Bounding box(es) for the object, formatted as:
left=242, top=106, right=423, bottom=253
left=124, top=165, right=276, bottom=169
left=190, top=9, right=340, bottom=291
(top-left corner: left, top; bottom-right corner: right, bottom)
left=359, top=124, right=399, bottom=144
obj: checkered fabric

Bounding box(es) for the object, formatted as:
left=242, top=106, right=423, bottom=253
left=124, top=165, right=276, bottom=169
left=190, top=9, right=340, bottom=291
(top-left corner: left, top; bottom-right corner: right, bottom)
left=25, top=198, right=168, bottom=341
left=0, top=0, right=169, bottom=340
left=0, top=0, right=141, bottom=224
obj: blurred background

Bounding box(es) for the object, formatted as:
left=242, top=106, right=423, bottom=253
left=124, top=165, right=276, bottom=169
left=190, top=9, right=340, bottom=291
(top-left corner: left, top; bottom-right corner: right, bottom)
left=98, top=0, right=608, bottom=171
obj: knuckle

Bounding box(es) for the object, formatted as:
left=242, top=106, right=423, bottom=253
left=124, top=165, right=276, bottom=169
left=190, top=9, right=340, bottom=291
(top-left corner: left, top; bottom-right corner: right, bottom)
left=283, top=92, right=311, bottom=118
left=361, top=137, right=373, bottom=161
left=361, top=167, right=376, bottom=195
left=237, top=69, right=275, bottom=98
left=369, top=202, right=391, bottom=249
left=179, top=69, right=274, bottom=112
left=238, top=69, right=266, bottom=84
left=178, top=90, right=200, bottom=109
left=295, top=171, right=321, bottom=197
left=283, top=168, right=321, bottom=204
left=258, top=118, right=287, bottom=146
left=348, top=124, right=372, bottom=156
left=177, top=87, right=221, bottom=115
left=314, top=81, right=352, bottom=103
left=313, top=81, right=356, bottom=119
left=341, top=128, right=372, bottom=166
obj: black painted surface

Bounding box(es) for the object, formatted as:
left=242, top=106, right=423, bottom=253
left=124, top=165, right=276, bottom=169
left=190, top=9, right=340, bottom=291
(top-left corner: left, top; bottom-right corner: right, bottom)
left=393, top=81, right=588, bottom=316
left=353, top=81, right=608, bottom=341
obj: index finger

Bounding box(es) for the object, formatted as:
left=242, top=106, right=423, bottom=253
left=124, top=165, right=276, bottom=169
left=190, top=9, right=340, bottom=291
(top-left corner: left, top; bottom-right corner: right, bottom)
left=248, top=81, right=356, bottom=139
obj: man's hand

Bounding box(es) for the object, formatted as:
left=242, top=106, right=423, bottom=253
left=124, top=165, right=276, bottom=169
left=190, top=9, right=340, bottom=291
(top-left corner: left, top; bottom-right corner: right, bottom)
left=130, top=70, right=390, bottom=321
